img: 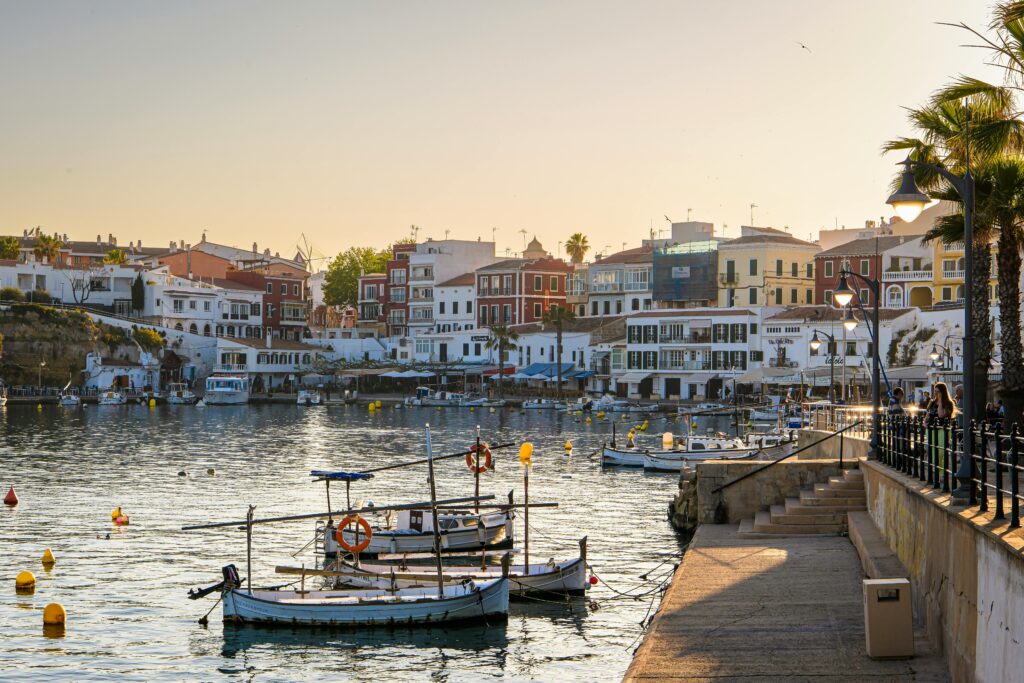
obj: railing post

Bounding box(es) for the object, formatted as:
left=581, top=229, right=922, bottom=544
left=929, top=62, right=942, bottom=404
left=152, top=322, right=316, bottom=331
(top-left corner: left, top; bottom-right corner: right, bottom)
left=942, top=419, right=952, bottom=493
left=994, top=423, right=1005, bottom=520
left=979, top=421, right=989, bottom=513
left=968, top=421, right=979, bottom=508
left=1011, top=423, right=1020, bottom=529
left=925, top=417, right=935, bottom=485
left=839, top=431, right=844, bottom=470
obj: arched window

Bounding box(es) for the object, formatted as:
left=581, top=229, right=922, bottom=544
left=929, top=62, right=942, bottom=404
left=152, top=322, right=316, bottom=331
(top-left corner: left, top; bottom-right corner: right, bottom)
left=174, top=323, right=183, bottom=331
left=956, top=285, right=965, bottom=301
left=189, top=323, right=198, bottom=334
left=203, top=324, right=211, bottom=337
left=227, top=325, right=235, bottom=337
left=885, top=285, right=903, bottom=308
left=302, top=353, right=311, bottom=364
left=215, top=325, right=223, bottom=337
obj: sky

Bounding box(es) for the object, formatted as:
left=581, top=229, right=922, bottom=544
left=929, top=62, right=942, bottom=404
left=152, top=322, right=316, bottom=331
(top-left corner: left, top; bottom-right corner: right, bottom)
left=0, top=1, right=997, bottom=267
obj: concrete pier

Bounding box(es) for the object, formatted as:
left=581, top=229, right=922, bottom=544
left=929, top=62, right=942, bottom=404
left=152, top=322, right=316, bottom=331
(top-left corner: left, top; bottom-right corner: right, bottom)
left=624, top=524, right=948, bottom=682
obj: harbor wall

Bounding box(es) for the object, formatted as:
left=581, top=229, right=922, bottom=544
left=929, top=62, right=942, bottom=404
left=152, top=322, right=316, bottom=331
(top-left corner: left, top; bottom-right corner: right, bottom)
left=859, top=456, right=1024, bottom=683
left=670, top=459, right=846, bottom=532
left=796, top=428, right=872, bottom=460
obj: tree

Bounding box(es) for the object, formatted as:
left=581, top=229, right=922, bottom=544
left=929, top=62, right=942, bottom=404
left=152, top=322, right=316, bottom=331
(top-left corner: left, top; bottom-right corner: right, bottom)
left=542, top=304, right=576, bottom=400
left=0, top=287, right=24, bottom=302
left=32, top=234, right=61, bottom=264
left=565, top=233, right=590, bottom=264
left=103, top=248, right=127, bottom=264
left=322, top=247, right=389, bottom=307
left=0, top=236, right=20, bottom=260
left=131, top=274, right=146, bottom=316
left=484, top=324, right=519, bottom=398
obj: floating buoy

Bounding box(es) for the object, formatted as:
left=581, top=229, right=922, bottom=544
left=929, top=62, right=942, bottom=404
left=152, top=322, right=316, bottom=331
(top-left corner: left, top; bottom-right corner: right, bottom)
left=469, top=407, right=475, bottom=412
left=149, top=398, right=156, bottom=408
left=15, top=571, right=36, bottom=591
left=596, top=411, right=605, bottom=419
left=37, top=403, right=42, bottom=411
left=111, top=506, right=122, bottom=521
left=489, top=407, right=496, bottom=413
left=564, top=440, right=572, bottom=451
left=41, top=549, right=55, bottom=567
left=4, top=486, right=18, bottom=506
left=207, top=468, right=216, bottom=476
left=375, top=400, right=382, bottom=409
left=114, top=515, right=129, bottom=526
left=662, top=432, right=674, bottom=449
left=585, top=416, right=592, bottom=424
left=178, top=470, right=188, bottom=477
left=43, top=603, right=66, bottom=626
left=589, top=575, right=598, bottom=585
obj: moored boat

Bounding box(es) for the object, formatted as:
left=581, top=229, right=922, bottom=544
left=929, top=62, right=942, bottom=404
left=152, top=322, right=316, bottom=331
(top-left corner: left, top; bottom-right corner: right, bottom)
left=98, top=388, right=127, bottom=405
left=322, top=507, right=514, bottom=557
left=297, top=388, right=322, bottom=406
left=166, top=382, right=197, bottom=405
left=521, top=398, right=562, bottom=410
left=404, top=387, right=467, bottom=407
left=204, top=374, right=250, bottom=405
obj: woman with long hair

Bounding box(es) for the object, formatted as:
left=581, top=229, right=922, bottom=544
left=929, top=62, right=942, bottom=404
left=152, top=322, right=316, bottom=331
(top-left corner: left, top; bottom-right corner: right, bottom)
left=932, top=382, right=957, bottom=419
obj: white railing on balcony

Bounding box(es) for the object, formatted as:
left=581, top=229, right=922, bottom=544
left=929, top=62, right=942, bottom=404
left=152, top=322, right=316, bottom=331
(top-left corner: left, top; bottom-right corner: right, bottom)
left=214, top=364, right=249, bottom=373
left=658, top=361, right=712, bottom=371
left=591, top=282, right=621, bottom=293
left=942, top=270, right=965, bottom=280
left=623, top=281, right=650, bottom=291
left=883, top=269, right=933, bottom=281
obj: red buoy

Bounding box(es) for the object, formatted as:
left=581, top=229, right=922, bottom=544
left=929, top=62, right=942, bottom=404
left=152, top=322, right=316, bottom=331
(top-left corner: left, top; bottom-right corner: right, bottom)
left=3, top=486, right=18, bottom=506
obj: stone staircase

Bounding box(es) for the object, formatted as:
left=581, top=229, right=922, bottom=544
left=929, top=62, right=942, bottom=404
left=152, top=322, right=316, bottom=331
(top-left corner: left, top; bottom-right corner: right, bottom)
left=738, top=468, right=866, bottom=537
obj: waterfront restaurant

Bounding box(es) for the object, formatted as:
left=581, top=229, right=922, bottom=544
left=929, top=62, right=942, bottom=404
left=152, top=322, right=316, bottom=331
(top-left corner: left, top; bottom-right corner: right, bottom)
left=214, top=337, right=324, bottom=391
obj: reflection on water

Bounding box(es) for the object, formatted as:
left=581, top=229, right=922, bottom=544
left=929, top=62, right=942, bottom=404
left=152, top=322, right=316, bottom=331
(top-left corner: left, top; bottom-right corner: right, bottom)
left=0, top=404, right=695, bottom=681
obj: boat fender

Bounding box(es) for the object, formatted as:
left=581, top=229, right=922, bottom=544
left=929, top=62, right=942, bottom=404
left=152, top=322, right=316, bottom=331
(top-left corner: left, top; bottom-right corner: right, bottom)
left=110, top=506, right=122, bottom=521
left=466, top=444, right=493, bottom=473
left=564, top=440, right=572, bottom=451
left=114, top=515, right=129, bottom=526
left=335, top=515, right=373, bottom=554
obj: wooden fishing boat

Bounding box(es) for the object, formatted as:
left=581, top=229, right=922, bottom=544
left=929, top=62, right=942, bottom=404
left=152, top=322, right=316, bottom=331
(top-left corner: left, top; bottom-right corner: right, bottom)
left=222, top=574, right=510, bottom=626
left=297, top=537, right=589, bottom=597
left=322, top=507, right=514, bottom=557
left=297, top=388, right=322, bottom=406
left=640, top=448, right=759, bottom=472
left=98, top=388, right=127, bottom=405
left=601, top=434, right=746, bottom=467
left=166, top=382, right=197, bottom=405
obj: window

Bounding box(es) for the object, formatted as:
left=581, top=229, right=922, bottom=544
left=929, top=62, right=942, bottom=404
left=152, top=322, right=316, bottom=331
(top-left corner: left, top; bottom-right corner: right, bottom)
left=860, top=288, right=869, bottom=304
left=452, top=301, right=459, bottom=315
left=603, top=301, right=610, bottom=315
left=503, top=275, right=512, bottom=293
left=791, top=263, right=798, bottom=277
left=415, top=339, right=433, bottom=355
left=293, top=284, right=299, bottom=296
left=591, top=301, right=598, bottom=316
left=712, top=324, right=728, bottom=343
left=790, top=288, right=797, bottom=304
left=280, top=283, right=287, bottom=294
left=491, top=305, right=498, bottom=324
left=750, top=350, right=764, bottom=362
left=942, top=286, right=952, bottom=301
left=642, top=325, right=658, bottom=344
left=173, top=299, right=184, bottom=313
left=550, top=276, right=558, bottom=291
left=615, top=300, right=622, bottom=314
left=533, top=302, right=541, bottom=318
left=503, top=304, right=511, bottom=322
left=534, top=275, right=542, bottom=291
left=824, top=261, right=833, bottom=278
left=726, top=260, right=736, bottom=279
left=824, top=290, right=833, bottom=305
left=749, top=323, right=758, bottom=334
left=846, top=341, right=858, bottom=356
left=729, top=323, right=747, bottom=343
left=627, top=351, right=642, bottom=369
left=480, top=306, right=488, bottom=325
left=774, top=288, right=782, bottom=305
left=439, top=301, right=445, bottom=314
left=189, top=300, right=197, bottom=310
left=474, top=343, right=481, bottom=355
left=749, top=259, right=758, bottom=276
left=860, top=259, right=870, bottom=276
left=390, top=287, right=406, bottom=303
left=466, top=301, right=472, bottom=314
left=806, top=289, right=813, bottom=304
left=250, top=303, right=260, bottom=316
left=266, top=283, right=272, bottom=293
left=631, top=298, right=639, bottom=311
left=749, top=288, right=757, bottom=305
left=776, top=259, right=783, bottom=276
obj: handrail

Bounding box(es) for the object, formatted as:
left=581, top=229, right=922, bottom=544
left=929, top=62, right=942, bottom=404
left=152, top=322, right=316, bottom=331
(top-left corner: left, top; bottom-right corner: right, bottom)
left=711, top=421, right=865, bottom=494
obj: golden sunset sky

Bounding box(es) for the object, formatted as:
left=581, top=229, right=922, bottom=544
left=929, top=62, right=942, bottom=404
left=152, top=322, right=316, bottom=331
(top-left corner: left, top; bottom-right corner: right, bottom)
left=0, top=1, right=993, bottom=264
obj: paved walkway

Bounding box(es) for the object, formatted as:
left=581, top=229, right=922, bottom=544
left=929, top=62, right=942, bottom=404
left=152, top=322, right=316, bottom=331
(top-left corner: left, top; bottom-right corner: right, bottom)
left=624, top=524, right=948, bottom=682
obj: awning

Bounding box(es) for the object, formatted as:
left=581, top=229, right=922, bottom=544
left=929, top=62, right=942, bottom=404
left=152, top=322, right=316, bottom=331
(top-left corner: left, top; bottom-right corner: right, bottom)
left=310, top=470, right=375, bottom=481
left=572, top=371, right=594, bottom=379
left=617, top=372, right=651, bottom=384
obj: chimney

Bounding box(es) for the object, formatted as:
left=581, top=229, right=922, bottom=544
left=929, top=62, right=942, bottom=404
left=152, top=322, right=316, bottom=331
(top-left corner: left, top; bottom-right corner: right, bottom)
left=170, top=240, right=177, bottom=253
left=97, top=234, right=102, bottom=244
left=253, top=242, right=258, bottom=254
left=266, top=334, right=272, bottom=349
left=108, top=233, right=116, bottom=246
left=137, top=239, right=142, bottom=248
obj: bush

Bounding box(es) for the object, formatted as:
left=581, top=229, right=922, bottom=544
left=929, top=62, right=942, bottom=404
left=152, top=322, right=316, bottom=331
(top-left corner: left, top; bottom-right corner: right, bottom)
left=0, top=287, right=25, bottom=302
left=24, top=289, right=52, bottom=304
left=134, top=328, right=164, bottom=353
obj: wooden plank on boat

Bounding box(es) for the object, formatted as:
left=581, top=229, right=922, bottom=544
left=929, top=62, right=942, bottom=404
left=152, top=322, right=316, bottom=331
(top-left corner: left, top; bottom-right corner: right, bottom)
left=181, top=494, right=495, bottom=531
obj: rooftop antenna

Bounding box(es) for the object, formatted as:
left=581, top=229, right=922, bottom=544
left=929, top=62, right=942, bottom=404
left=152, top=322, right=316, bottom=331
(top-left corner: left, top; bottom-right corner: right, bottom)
left=444, top=229, right=450, bottom=240
left=491, top=226, right=497, bottom=243
left=518, top=229, right=528, bottom=247
left=750, top=203, right=758, bottom=225
left=687, top=208, right=693, bottom=221
left=411, top=224, right=420, bottom=241
left=622, top=241, right=628, bottom=251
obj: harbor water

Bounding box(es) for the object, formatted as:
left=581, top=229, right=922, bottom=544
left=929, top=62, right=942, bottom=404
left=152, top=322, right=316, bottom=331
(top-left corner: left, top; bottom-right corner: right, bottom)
left=0, top=404, right=699, bottom=681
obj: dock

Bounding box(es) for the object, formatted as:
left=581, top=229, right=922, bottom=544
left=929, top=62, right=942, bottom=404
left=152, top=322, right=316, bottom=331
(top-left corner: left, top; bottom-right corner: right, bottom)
left=624, top=523, right=948, bottom=682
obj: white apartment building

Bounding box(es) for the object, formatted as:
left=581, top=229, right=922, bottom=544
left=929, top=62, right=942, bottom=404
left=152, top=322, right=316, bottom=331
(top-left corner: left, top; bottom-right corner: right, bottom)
left=587, top=246, right=654, bottom=317
left=0, top=260, right=144, bottom=312
left=144, top=271, right=264, bottom=338
left=406, top=239, right=498, bottom=336
left=433, top=273, right=476, bottom=334
left=617, top=309, right=763, bottom=400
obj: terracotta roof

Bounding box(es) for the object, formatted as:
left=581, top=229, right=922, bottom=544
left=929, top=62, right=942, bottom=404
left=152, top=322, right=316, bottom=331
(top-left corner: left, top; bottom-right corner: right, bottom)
left=437, top=273, right=476, bottom=287
left=476, top=258, right=528, bottom=272
left=593, top=246, right=653, bottom=265
left=816, top=235, right=923, bottom=257
left=209, top=278, right=263, bottom=292
left=719, top=234, right=818, bottom=248
left=765, top=305, right=914, bottom=322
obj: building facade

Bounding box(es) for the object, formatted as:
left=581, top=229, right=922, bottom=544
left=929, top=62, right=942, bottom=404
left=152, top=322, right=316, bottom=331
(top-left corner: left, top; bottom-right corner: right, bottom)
left=587, top=246, right=654, bottom=317
left=718, top=232, right=819, bottom=308
left=475, top=258, right=571, bottom=328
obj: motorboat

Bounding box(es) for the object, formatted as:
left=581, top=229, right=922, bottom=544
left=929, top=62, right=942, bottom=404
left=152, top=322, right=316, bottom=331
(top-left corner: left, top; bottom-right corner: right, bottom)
left=321, top=537, right=589, bottom=597
left=204, top=375, right=250, bottom=405
left=678, top=402, right=727, bottom=415
left=460, top=396, right=505, bottom=408
left=640, top=448, right=760, bottom=472
left=298, top=388, right=322, bottom=406
left=602, top=434, right=747, bottom=467
left=748, top=406, right=781, bottom=422
left=521, top=398, right=562, bottom=410
left=593, top=394, right=653, bottom=414
left=166, top=382, right=197, bottom=405
left=97, top=388, right=127, bottom=405
left=404, top=387, right=467, bottom=407
left=59, top=392, right=80, bottom=408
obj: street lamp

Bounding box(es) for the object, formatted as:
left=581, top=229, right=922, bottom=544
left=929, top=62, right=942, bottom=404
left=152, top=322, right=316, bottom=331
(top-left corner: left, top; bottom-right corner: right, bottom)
left=885, top=155, right=976, bottom=499
left=843, top=308, right=858, bottom=332
left=831, top=267, right=881, bottom=451
left=808, top=329, right=837, bottom=403
left=38, top=360, right=46, bottom=391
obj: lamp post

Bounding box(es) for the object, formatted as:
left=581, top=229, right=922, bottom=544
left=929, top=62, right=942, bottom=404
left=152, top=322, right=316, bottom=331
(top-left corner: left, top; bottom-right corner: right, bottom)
left=886, top=156, right=975, bottom=497
left=809, top=329, right=837, bottom=403
left=842, top=307, right=858, bottom=402
left=38, top=360, right=46, bottom=392
left=832, top=268, right=881, bottom=451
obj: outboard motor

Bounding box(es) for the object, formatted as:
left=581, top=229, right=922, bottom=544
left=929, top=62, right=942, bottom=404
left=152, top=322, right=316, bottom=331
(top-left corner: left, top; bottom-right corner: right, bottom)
left=222, top=564, right=241, bottom=589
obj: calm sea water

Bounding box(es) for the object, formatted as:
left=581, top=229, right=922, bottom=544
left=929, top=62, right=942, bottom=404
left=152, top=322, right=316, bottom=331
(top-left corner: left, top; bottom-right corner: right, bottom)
left=0, top=403, right=699, bottom=682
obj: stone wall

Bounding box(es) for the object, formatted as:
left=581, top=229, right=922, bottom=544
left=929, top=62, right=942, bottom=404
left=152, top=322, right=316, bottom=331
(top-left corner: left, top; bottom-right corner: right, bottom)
left=797, top=428, right=872, bottom=461
left=669, top=459, right=848, bottom=532
left=861, top=458, right=1024, bottom=683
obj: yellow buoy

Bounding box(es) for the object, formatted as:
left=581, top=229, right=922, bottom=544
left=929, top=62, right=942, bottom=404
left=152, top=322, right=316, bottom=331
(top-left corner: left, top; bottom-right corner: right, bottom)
left=37, top=403, right=42, bottom=411
left=43, top=603, right=66, bottom=626
left=597, top=411, right=605, bottom=419
left=149, top=398, right=156, bottom=408
left=111, top=506, right=122, bottom=521
left=41, top=549, right=55, bottom=566
left=15, top=571, right=36, bottom=590
left=375, top=400, right=382, bottom=409
left=368, top=404, right=375, bottom=412
left=585, top=416, right=592, bottom=424
left=469, top=407, right=475, bottom=412
left=564, top=440, right=572, bottom=451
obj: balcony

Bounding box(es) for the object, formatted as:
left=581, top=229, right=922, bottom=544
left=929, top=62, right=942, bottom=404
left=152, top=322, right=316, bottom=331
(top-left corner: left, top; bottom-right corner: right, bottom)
left=477, top=288, right=512, bottom=297
left=884, top=268, right=933, bottom=282
left=768, top=359, right=799, bottom=368
left=409, top=314, right=435, bottom=324
left=623, top=281, right=650, bottom=292
left=659, top=333, right=712, bottom=344
left=719, top=273, right=738, bottom=286
left=409, top=271, right=433, bottom=282
left=410, top=294, right=434, bottom=303
left=214, top=363, right=249, bottom=373
left=659, top=361, right=712, bottom=371
left=591, top=282, right=622, bottom=293
left=942, top=270, right=965, bottom=280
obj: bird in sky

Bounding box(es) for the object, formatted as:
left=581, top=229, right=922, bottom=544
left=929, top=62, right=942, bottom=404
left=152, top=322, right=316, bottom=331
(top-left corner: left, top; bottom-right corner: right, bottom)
left=664, top=214, right=672, bottom=223
left=796, top=41, right=811, bottom=53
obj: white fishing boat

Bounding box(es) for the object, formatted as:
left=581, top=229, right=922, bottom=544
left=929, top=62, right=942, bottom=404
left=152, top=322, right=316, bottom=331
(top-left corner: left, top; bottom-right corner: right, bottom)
left=521, top=398, right=562, bottom=410
left=404, top=387, right=466, bottom=407
left=221, top=572, right=510, bottom=626
left=748, top=406, right=780, bottom=422
left=322, top=507, right=514, bottom=557
left=204, top=374, right=250, bottom=405
left=297, top=388, right=322, bottom=406
left=166, top=382, right=197, bottom=405
left=594, top=395, right=653, bottom=413
left=640, top=448, right=760, bottom=472
left=310, top=538, right=589, bottom=597
left=601, top=434, right=747, bottom=467
left=59, top=392, right=80, bottom=407
left=678, top=402, right=727, bottom=415
left=460, top=396, right=505, bottom=408
left=97, top=388, right=127, bottom=405
left=0, top=385, right=6, bottom=407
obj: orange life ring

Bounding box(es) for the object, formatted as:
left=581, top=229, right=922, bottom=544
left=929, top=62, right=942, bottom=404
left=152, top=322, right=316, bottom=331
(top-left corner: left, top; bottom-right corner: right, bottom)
left=466, top=444, right=493, bottom=473
left=335, top=515, right=373, bottom=554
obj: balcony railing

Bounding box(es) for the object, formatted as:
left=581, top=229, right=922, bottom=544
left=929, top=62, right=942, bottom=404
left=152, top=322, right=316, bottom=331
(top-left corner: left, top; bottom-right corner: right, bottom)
left=884, top=269, right=933, bottom=282
left=477, top=288, right=511, bottom=297
left=591, top=282, right=621, bottom=293
left=623, top=281, right=650, bottom=291
left=719, top=273, right=738, bottom=286
left=659, top=361, right=712, bottom=371
left=942, top=270, right=965, bottom=280
left=214, top=363, right=249, bottom=373
left=659, top=333, right=712, bottom=344
left=410, top=294, right=434, bottom=302
left=409, top=272, right=433, bottom=282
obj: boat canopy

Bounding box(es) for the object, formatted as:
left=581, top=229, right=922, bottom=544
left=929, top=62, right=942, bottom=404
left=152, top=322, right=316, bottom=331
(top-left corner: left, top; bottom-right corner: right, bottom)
left=310, top=470, right=375, bottom=481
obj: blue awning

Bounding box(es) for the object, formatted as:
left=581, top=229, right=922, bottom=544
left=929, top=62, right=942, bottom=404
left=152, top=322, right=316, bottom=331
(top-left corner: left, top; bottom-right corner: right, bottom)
left=310, top=470, right=375, bottom=481
left=572, top=371, right=594, bottom=379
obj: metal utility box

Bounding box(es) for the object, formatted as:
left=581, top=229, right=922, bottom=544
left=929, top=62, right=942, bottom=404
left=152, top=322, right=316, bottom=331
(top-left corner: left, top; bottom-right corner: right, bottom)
left=863, top=578, right=914, bottom=659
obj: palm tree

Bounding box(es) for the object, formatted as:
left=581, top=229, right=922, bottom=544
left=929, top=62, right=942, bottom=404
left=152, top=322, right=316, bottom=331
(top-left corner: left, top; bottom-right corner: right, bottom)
left=484, top=324, right=519, bottom=398
left=541, top=304, right=576, bottom=400
left=565, top=233, right=590, bottom=264
left=32, top=234, right=61, bottom=265
left=104, top=248, right=127, bottom=264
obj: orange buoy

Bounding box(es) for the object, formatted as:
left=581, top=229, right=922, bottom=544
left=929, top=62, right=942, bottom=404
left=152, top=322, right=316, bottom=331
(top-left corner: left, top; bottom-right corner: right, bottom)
left=3, top=486, right=17, bottom=506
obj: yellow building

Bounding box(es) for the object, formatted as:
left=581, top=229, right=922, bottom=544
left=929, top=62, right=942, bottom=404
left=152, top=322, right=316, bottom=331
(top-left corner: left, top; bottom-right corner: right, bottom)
left=931, top=240, right=997, bottom=307
left=717, top=231, right=820, bottom=308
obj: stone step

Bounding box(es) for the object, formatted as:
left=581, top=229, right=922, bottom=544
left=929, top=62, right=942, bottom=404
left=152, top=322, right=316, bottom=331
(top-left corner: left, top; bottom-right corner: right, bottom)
left=768, top=504, right=846, bottom=526
left=785, top=497, right=866, bottom=513
left=809, top=484, right=866, bottom=499
left=796, top=493, right=867, bottom=509
left=751, top=510, right=844, bottom=534
left=827, top=477, right=865, bottom=490
left=842, top=468, right=864, bottom=479
left=737, top=518, right=841, bottom=538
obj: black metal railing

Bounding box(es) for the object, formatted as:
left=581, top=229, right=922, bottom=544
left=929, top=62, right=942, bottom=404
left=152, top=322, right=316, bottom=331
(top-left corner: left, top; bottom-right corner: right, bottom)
left=878, top=415, right=1023, bottom=529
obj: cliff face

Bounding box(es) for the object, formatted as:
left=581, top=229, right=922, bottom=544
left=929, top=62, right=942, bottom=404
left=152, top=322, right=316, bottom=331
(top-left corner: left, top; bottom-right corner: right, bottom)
left=0, top=304, right=146, bottom=385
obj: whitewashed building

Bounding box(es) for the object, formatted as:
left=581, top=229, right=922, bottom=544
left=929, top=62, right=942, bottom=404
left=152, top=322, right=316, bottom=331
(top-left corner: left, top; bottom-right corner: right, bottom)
left=83, top=351, right=161, bottom=391
left=406, top=239, right=498, bottom=337
left=434, top=272, right=476, bottom=334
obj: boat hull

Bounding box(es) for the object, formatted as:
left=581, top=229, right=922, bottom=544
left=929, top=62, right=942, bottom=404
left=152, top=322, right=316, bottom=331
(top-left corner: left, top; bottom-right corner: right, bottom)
left=204, top=391, right=249, bottom=405
left=222, top=578, right=509, bottom=626
left=324, top=513, right=513, bottom=557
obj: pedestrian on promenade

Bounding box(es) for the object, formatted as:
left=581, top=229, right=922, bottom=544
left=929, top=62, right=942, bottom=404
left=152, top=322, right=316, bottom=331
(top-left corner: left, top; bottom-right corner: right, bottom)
left=887, top=387, right=906, bottom=416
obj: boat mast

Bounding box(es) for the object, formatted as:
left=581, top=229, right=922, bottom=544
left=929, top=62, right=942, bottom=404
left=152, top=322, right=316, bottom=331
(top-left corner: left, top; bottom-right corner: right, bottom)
left=424, top=425, right=445, bottom=598
left=246, top=505, right=255, bottom=595
left=474, top=425, right=481, bottom=514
